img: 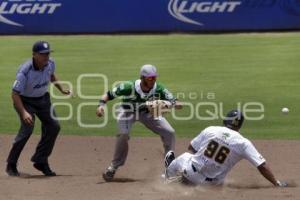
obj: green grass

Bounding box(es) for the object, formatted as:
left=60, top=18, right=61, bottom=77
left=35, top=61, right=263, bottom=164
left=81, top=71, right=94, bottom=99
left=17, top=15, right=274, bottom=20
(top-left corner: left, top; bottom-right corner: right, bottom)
left=0, top=33, right=299, bottom=139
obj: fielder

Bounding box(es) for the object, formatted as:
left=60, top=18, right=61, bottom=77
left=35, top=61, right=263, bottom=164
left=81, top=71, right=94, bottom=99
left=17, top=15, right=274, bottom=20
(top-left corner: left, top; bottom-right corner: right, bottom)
left=96, top=64, right=182, bottom=181
left=164, top=110, right=288, bottom=187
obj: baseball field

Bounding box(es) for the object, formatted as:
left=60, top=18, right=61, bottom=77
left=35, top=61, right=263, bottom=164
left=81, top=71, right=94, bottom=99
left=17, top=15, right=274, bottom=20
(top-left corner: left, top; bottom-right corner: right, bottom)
left=0, top=33, right=299, bottom=199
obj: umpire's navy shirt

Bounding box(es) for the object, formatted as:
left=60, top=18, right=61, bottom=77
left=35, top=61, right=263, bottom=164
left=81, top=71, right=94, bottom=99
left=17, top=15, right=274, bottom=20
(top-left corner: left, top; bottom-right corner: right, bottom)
left=12, top=58, right=55, bottom=97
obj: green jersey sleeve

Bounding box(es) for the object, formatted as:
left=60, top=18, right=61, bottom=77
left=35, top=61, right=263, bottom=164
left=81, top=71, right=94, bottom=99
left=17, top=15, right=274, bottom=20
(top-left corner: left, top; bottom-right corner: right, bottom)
left=108, top=81, right=134, bottom=99
left=156, top=83, right=176, bottom=101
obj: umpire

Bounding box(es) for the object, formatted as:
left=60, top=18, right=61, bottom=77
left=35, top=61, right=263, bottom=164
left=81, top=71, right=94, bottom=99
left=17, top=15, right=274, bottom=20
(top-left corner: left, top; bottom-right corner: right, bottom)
left=6, top=41, right=70, bottom=176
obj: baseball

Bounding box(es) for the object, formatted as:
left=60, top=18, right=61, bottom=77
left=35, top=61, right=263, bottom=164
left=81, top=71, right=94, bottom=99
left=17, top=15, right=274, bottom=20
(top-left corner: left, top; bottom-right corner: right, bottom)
left=282, top=107, right=289, bottom=114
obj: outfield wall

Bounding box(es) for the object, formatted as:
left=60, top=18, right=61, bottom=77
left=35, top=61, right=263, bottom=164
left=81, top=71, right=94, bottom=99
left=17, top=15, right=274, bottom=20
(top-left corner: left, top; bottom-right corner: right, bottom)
left=0, top=0, right=300, bottom=34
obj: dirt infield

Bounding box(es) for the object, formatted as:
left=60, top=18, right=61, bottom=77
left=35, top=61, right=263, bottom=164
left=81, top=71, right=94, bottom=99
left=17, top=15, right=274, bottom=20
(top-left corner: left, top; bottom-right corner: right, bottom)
left=0, top=135, right=298, bottom=200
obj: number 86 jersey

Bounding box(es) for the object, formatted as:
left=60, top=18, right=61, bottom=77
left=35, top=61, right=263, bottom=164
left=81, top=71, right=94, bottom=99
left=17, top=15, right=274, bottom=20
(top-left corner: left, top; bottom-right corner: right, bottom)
left=190, top=126, right=266, bottom=182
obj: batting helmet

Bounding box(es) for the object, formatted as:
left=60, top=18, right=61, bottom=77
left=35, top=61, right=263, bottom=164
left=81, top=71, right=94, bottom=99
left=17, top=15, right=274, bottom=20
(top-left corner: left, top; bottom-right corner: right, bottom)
left=223, top=110, right=244, bottom=129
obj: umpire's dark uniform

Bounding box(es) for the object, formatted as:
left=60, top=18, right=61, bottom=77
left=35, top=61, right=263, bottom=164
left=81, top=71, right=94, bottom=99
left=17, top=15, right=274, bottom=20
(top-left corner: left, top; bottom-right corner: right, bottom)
left=6, top=41, right=60, bottom=176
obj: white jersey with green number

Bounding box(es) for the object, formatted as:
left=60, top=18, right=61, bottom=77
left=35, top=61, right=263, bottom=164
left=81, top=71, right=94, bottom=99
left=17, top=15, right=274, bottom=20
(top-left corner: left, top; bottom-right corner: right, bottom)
left=190, top=126, right=266, bottom=181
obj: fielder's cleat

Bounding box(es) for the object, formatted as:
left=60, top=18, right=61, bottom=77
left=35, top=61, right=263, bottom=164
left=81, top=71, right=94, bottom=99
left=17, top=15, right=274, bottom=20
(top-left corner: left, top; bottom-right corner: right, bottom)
left=165, top=150, right=175, bottom=168
left=33, top=163, right=56, bottom=176
left=102, top=166, right=116, bottom=182
left=6, top=163, right=20, bottom=177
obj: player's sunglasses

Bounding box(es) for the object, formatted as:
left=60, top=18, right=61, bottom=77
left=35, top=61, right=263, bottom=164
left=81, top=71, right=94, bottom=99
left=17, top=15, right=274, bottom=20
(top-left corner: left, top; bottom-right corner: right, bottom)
left=144, top=76, right=156, bottom=81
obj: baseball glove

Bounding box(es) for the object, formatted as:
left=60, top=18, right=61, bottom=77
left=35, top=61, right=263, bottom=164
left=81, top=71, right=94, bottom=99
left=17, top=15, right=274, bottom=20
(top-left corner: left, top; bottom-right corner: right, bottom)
left=146, top=100, right=172, bottom=120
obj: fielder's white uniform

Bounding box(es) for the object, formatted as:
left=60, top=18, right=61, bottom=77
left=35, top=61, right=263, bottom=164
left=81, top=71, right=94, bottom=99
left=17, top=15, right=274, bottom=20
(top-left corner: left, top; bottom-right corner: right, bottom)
left=166, top=126, right=266, bottom=185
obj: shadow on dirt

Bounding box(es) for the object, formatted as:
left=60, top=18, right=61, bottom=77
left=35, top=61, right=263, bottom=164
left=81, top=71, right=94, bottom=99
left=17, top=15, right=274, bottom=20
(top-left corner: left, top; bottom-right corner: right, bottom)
left=226, top=181, right=297, bottom=189
left=97, top=177, right=143, bottom=184
left=19, top=173, right=73, bottom=179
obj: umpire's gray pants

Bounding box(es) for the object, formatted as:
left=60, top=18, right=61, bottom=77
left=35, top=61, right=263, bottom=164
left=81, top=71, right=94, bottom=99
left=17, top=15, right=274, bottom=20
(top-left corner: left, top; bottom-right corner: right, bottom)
left=111, top=108, right=175, bottom=168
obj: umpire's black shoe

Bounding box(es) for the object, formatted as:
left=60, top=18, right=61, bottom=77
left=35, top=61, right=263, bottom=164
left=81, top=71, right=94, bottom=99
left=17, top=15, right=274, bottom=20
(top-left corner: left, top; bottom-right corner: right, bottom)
left=165, top=150, right=175, bottom=168
left=6, top=163, right=20, bottom=176
left=33, top=163, right=56, bottom=176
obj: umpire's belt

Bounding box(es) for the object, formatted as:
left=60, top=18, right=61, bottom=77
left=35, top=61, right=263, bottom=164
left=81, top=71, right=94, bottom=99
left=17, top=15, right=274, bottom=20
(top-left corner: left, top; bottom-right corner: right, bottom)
left=191, top=164, right=213, bottom=182
left=21, top=92, right=48, bottom=100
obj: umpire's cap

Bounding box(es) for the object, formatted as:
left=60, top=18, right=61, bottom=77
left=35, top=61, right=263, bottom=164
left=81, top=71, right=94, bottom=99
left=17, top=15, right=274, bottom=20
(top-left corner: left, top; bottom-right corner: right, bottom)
left=32, top=41, right=53, bottom=54
left=223, top=109, right=244, bottom=129
left=140, top=64, right=157, bottom=77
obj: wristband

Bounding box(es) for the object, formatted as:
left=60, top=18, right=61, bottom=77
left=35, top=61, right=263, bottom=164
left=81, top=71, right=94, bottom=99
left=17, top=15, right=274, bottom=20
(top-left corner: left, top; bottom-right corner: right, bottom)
left=99, top=99, right=107, bottom=106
